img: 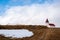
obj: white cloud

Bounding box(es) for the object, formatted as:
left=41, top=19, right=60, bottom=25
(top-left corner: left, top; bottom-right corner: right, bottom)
left=0, top=4, right=60, bottom=27
left=0, top=29, right=34, bottom=38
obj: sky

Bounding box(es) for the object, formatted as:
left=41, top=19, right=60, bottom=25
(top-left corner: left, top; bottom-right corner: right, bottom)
left=0, top=0, right=60, bottom=27
left=0, top=29, right=33, bottom=38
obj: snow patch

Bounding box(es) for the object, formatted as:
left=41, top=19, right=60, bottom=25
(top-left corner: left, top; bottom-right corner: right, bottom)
left=0, top=29, right=34, bottom=38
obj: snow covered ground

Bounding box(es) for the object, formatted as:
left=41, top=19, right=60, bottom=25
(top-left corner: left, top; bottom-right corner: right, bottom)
left=0, top=29, right=34, bottom=38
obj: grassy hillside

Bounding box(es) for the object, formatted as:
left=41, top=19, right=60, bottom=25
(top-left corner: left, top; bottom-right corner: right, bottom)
left=0, top=25, right=48, bottom=29
left=0, top=25, right=60, bottom=40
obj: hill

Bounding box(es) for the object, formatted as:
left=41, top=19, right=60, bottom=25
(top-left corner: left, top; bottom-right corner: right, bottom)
left=0, top=25, right=60, bottom=40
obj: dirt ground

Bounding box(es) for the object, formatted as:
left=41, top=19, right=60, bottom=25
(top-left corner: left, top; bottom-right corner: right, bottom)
left=0, top=25, right=60, bottom=40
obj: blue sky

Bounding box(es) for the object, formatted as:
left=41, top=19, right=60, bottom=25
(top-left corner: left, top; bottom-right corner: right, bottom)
left=0, top=0, right=58, bottom=15
left=0, top=0, right=53, bottom=5
left=0, top=0, right=60, bottom=27
left=0, top=0, right=45, bottom=15
left=0, top=0, right=59, bottom=15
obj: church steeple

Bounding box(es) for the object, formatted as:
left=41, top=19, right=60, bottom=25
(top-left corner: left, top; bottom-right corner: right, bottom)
left=45, top=18, right=49, bottom=23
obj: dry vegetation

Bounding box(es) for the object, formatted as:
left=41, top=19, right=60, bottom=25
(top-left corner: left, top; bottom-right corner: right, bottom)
left=0, top=25, right=47, bottom=29
left=0, top=25, right=60, bottom=40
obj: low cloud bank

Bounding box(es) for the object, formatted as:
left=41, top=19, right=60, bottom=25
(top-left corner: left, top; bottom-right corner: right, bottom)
left=0, top=4, right=60, bottom=27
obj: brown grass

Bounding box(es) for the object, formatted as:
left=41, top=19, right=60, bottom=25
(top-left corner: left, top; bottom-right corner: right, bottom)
left=0, top=25, right=60, bottom=40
